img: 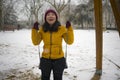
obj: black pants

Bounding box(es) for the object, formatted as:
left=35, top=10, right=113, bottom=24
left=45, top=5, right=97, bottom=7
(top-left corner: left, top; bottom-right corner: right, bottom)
left=39, top=57, right=67, bottom=80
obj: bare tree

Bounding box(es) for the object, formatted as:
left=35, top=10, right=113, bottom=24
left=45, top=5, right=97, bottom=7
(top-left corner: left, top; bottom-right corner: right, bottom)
left=45, top=0, right=71, bottom=18
left=4, top=0, right=18, bottom=25
left=22, top=0, right=44, bottom=27
left=0, top=0, right=3, bottom=30
left=102, top=0, right=116, bottom=30
left=0, top=0, right=18, bottom=30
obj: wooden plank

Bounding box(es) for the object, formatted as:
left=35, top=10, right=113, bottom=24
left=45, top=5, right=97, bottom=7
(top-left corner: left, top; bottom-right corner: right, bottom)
left=94, top=0, right=103, bottom=75
left=110, top=0, right=120, bottom=35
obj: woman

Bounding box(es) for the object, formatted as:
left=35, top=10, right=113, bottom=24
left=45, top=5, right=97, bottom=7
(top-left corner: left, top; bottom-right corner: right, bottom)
left=31, top=9, right=74, bottom=80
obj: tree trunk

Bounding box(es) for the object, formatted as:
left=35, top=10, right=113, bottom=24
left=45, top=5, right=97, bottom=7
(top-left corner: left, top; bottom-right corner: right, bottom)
left=0, top=0, right=3, bottom=30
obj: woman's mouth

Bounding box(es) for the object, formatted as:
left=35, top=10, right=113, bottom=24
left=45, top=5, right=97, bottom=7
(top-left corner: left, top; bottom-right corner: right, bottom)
left=49, top=19, right=54, bottom=21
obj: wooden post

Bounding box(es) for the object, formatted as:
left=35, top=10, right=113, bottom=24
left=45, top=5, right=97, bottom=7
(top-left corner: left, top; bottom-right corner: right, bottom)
left=110, top=0, right=120, bottom=36
left=94, top=0, right=103, bottom=75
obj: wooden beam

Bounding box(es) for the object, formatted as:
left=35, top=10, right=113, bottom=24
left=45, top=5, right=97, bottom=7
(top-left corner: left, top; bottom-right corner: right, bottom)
left=94, top=0, right=103, bottom=75
left=110, top=0, right=120, bottom=35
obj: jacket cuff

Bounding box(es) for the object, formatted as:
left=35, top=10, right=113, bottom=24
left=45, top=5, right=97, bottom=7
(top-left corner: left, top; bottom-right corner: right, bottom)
left=67, top=26, right=73, bottom=31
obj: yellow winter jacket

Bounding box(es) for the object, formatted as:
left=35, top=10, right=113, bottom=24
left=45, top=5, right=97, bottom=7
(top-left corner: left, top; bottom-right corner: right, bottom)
left=31, top=25, right=74, bottom=59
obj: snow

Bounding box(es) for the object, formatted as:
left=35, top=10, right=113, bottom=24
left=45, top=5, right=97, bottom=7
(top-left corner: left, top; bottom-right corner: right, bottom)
left=0, top=29, right=120, bottom=80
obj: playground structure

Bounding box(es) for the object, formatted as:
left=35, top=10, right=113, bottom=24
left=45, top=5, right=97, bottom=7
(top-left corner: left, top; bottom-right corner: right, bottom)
left=93, top=0, right=120, bottom=76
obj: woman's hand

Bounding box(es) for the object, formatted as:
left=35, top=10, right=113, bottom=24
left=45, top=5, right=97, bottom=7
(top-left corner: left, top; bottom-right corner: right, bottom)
left=66, top=21, right=71, bottom=28
left=33, top=21, right=39, bottom=30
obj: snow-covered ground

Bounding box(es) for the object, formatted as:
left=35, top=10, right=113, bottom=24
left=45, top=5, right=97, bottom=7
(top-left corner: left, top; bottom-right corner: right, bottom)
left=0, top=29, right=120, bottom=80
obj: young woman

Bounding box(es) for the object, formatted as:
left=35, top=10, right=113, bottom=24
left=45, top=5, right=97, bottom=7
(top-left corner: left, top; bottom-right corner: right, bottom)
left=31, top=9, right=74, bottom=80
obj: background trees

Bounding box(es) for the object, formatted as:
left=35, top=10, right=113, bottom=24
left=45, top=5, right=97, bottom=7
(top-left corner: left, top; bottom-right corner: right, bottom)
left=4, top=0, right=18, bottom=25
left=0, top=0, right=3, bottom=30
left=21, top=0, right=44, bottom=28
left=0, top=0, right=18, bottom=31
left=0, top=0, right=117, bottom=30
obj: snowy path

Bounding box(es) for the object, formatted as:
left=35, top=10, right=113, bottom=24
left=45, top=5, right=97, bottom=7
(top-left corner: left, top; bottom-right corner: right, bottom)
left=0, top=29, right=120, bottom=80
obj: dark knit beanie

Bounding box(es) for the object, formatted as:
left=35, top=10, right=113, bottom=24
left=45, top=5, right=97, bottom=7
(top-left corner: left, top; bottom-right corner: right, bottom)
left=44, top=9, right=58, bottom=22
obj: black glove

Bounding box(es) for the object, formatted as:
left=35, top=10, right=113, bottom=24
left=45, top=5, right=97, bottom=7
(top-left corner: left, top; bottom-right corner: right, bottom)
left=33, top=21, right=39, bottom=30
left=66, top=21, right=71, bottom=28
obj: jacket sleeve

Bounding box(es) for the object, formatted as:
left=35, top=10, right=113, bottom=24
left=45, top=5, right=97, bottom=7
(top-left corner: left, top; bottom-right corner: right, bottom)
left=63, top=26, right=74, bottom=45
left=31, top=28, right=42, bottom=46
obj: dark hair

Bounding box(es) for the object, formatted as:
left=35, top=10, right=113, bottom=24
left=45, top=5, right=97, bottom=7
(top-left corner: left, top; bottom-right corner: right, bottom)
left=42, top=20, right=61, bottom=32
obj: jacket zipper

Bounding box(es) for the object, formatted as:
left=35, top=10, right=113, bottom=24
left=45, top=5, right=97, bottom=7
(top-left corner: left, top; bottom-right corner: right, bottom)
left=49, top=32, right=52, bottom=59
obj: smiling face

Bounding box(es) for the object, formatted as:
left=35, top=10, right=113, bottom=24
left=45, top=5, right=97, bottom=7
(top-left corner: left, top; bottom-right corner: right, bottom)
left=46, top=12, right=56, bottom=25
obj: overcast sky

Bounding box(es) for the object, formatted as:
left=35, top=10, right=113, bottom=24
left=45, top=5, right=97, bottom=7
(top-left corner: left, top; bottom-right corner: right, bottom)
left=71, top=0, right=89, bottom=5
